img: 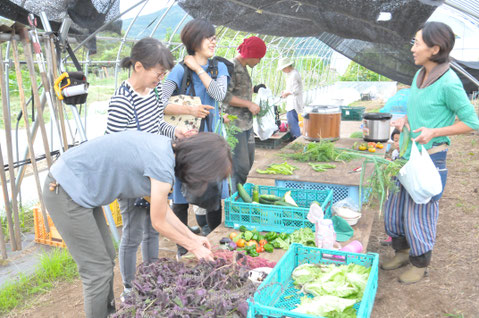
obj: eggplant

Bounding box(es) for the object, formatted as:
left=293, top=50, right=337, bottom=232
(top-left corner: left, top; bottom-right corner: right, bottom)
left=220, top=237, right=232, bottom=245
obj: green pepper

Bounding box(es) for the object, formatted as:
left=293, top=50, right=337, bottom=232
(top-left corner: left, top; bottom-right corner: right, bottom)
left=265, top=232, right=278, bottom=241
left=232, top=233, right=243, bottom=243
left=257, top=234, right=265, bottom=241
left=243, top=231, right=253, bottom=241
left=248, top=249, right=259, bottom=257
left=263, top=243, right=274, bottom=253
left=279, top=232, right=289, bottom=240
left=271, top=239, right=281, bottom=249
left=239, top=225, right=247, bottom=232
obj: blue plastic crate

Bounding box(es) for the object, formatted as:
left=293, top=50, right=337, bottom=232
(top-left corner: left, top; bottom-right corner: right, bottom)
left=275, top=180, right=368, bottom=206
left=224, top=184, right=333, bottom=233
left=247, top=244, right=379, bottom=318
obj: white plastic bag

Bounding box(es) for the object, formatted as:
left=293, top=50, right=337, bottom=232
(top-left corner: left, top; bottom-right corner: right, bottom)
left=253, top=88, right=277, bottom=140
left=397, top=141, right=442, bottom=204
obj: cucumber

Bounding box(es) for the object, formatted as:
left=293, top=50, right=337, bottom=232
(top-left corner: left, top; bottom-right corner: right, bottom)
left=252, top=185, right=260, bottom=203
left=259, top=198, right=276, bottom=205
left=274, top=200, right=298, bottom=207
left=259, top=194, right=283, bottom=202
left=237, top=183, right=252, bottom=203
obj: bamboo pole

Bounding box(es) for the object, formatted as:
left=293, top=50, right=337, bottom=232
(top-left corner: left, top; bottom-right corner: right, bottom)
left=11, top=30, right=50, bottom=233
left=47, top=37, right=68, bottom=151
left=19, top=28, right=53, bottom=167
left=0, top=146, right=11, bottom=259
left=0, top=39, right=20, bottom=251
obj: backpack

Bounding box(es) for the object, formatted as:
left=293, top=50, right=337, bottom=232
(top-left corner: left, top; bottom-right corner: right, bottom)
left=173, top=56, right=234, bottom=96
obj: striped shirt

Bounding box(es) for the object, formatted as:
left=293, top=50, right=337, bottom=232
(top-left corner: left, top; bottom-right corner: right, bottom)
left=105, top=81, right=176, bottom=138
left=162, top=75, right=228, bottom=105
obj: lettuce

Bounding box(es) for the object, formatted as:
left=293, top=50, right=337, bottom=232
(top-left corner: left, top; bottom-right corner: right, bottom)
left=292, top=295, right=357, bottom=317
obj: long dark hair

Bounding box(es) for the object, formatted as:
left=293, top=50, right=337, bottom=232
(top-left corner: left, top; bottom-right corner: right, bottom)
left=174, top=132, right=232, bottom=196
left=180, top=19, right=216, bottom=55
left=421, top=22, right=455, bottom=64
left=120, top=37, right=175, bottom=70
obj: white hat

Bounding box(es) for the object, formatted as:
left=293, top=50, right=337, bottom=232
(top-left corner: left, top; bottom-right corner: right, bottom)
left=277, top=57, right=293, bottom=71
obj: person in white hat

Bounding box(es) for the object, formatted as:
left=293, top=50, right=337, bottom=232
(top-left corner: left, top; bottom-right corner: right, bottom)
left=278, top=57, right=303, bottom=140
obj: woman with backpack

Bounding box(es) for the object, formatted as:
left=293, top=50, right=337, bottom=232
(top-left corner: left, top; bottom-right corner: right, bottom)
left=162, top=19, right=230, bottom=259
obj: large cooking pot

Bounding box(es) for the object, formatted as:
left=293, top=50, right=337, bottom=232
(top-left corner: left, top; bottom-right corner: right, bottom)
left=362, top=112, right=392, bottom=142
left=303, top=105, right=341, bottom=141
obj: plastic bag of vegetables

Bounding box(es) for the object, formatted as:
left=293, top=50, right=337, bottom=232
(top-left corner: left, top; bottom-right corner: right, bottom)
left=253, top=87, right=277, bottom=140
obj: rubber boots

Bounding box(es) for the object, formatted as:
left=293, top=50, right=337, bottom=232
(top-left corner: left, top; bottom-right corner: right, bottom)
left=398, top=265, right=427, bottom=284
left=381, top=249, right=410, bottom=270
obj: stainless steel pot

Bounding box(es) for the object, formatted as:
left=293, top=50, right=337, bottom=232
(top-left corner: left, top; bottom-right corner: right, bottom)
left=362, top=112, right=392, bottom=142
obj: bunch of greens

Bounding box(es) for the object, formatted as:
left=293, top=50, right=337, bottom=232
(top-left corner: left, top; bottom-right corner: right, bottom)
left=224, top=114, right=243, bottom=153
left=113, top=258, right=254, bottom=318
left=272, top=228, right=316, bottom=250
left=291, top=263, right=371, bottom=317
left=282, top=141, right=355, bottom=162
left=256, top=161, right=298, bottom=175
left=256, top=98, right=272, bottom=118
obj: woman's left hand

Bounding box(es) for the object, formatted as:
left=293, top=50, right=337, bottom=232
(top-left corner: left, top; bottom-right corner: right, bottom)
left=413, top=127, right=436, bottom=144
left=184, top=55, right=201, bottom=73
left=196, top=235, right=212, bottom=250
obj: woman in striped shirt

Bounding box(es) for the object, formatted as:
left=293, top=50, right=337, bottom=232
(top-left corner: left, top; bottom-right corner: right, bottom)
left=162, top=19, right=230, bottom=259
left=381, top=22, right=479, bottom=284
left=105, top=38, right=185, bottom=301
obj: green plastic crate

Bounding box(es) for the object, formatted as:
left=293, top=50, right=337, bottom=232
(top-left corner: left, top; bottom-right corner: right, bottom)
left=247, top=244, right=379, bottom=318
left=341, top=106, right=366, bottom=121
left=224, top=183, right=333, bottom=233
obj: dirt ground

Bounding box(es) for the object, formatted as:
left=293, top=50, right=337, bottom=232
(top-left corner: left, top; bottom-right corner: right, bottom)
left=5, top=131, right=479, bottom=318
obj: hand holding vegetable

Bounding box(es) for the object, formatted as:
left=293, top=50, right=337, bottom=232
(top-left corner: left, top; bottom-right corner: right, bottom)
left=248, top=102, right=260, bottom=115
left=190, top=236, right=214, bottom=261
left=391, top=115, right=409, bottom=132
left=413, top=127, right=436, bottom=144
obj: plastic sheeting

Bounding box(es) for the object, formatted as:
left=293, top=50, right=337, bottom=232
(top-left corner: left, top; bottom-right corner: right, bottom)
left=1, top=0, right=121, bottom=53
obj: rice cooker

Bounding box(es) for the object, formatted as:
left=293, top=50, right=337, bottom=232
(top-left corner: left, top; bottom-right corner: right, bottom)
left=362, top=112, right=392, bottom=142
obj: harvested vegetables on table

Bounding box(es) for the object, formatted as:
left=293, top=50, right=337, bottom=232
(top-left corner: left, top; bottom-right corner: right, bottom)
left=256, top=161, right=298, bottom=175
left=282, top=141, right=355, bottom=162
left=112, top=257, right=255, bottom=318
left=291, top=263, right=371, bottom=317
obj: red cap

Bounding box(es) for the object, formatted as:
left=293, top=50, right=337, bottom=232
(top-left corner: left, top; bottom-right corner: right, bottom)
left=238, top=36, right=267, bottom=59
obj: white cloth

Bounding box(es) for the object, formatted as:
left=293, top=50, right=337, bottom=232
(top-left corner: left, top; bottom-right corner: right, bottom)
left=285, top=69, right=303, bottom=113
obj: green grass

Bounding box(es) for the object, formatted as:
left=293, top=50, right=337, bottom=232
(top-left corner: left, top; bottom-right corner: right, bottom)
left=0, top=201, right=36, bottom=242
left=349, top=131, right=363, bottom=138
left=0, top=248, right=78, bottom=314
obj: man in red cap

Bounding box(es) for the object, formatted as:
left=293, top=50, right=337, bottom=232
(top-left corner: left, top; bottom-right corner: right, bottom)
left=222, top=36, right=267, bottom=193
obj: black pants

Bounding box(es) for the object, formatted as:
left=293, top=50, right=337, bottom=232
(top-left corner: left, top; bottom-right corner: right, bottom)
left=172, top=203, right=222, bottom=232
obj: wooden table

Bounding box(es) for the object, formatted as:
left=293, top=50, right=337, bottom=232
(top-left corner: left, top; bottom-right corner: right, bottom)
left=210, top=137, right=383, bottom=262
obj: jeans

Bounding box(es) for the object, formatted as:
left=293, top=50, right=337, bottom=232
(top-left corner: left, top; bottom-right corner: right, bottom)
left=43, top=173, right=116, bottom=318
left=118, top=198, right=159, bottom=288
left=287, top=109, right=301, bottom=139
left=231, top=128, right=255, bottom=194
left=430, top=149, right=448, bottom=202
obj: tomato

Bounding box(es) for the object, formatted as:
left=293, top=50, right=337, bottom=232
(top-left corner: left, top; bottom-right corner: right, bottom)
left=376, top=142, right=384, bottom=149
left=358, top=144, right=367, bottom=151
left=246, top=240, right=258, bottom=247
left=368, top=147, right=376, bottom=153
left=236, top=239, right=246, bottom=248
left=258, top=239, right=268, bottom=246
left=229, top=232, right=238, bottom=240
left=367, top=142, right=376, bottom=148
left=256, top=245, right=265, bottom=253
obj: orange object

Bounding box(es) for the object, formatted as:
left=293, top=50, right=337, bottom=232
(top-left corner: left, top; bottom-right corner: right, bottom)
left=236, top=239, right=246, bottom=248
left=367, top=142, right=376, bottom=148
left=376, top=142, right=384, bottom=149
left=259, top=239, right=268, bottom=246
left=368, top=147, right=376, bottom=153
left=33, top=206, right=67, bottom=248
left=229, top=232, right=238, bottom=240
left=359, top=144, right=367, bottom=151
left=256, top=245, right=265, bottom=253
left=246, top=240, right=258, bottom=247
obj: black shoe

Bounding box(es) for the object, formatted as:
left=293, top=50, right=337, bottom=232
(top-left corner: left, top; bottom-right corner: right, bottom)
left=201, top=225, right=211, bottom=236
left=189, top=226, right=201, bottom=234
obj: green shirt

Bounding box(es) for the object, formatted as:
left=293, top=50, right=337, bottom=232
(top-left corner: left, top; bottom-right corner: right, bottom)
left=401, top=69, right=479, bottom=159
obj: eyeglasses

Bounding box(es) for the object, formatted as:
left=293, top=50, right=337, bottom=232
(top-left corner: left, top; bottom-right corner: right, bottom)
left=150, top=69, right=168, bottom=79
left=207, top=35, right=217, bottom=43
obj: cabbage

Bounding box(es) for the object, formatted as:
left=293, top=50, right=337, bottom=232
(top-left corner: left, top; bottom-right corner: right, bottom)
left=292, top=295, right=357, bottom=317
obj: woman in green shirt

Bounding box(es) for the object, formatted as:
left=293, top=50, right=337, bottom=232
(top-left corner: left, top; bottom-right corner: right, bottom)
left=381, top=22, right=479, bottom=284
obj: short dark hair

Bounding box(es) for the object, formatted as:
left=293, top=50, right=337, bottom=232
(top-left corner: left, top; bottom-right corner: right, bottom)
left=180, top=19, right=216, bottom=55
left=120, top=37, right=175, bottom=70
left=391, top=128, right=400, bottom=140
left=421, top=22, right=455, bottom=64
left=174, top=132, right=232, bottom=196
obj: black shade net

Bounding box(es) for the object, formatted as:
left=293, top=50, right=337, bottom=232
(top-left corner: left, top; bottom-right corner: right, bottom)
left=178, top=0, right=479, bottom=93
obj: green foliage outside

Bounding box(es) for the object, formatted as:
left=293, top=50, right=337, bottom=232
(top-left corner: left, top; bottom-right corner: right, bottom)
left=0, top=248, right=78, bottom=314
left=0, top=201, right=36, bottom=241
left=340, top=61, right=391, bottom=82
